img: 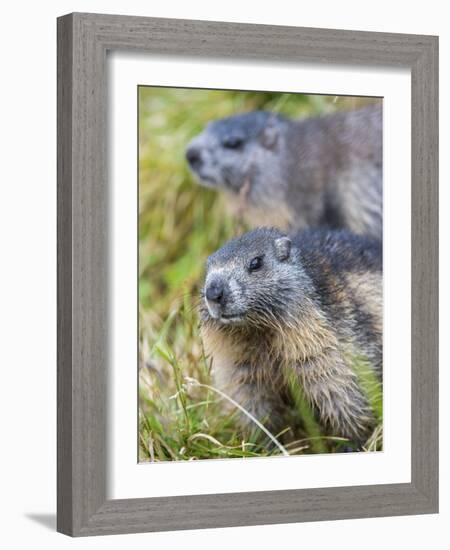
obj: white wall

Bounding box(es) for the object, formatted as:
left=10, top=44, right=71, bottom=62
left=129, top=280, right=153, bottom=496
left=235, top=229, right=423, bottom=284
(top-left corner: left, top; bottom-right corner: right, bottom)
left=0, top=1, right=447, bottom=548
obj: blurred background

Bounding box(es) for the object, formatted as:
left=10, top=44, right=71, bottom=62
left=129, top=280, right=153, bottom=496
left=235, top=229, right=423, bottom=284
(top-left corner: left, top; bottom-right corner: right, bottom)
left=138, top=88, right=381, bottom=462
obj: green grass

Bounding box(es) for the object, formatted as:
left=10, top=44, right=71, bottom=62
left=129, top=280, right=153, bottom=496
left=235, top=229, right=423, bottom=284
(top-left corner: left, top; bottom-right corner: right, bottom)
left=138, top=87, right=382, bottom=461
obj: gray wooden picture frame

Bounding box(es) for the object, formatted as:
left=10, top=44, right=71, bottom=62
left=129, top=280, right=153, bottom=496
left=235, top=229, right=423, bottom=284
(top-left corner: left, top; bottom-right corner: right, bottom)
left=57, top=12, right=439, bottom=537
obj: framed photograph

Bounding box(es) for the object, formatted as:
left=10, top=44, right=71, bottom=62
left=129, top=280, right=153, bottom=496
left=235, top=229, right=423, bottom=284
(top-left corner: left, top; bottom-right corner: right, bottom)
left=57, top=13, right=438, bottom=536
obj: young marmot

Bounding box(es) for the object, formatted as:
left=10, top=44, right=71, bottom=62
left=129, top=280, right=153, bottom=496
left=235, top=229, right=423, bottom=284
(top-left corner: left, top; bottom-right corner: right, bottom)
left=200, top=227, right=382, bottom=445
left=187, top=105, right=382, bottom=240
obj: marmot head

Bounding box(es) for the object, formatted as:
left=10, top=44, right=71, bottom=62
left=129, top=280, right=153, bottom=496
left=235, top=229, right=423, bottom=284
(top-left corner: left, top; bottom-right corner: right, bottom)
left=186, top=111, right=288, bottom=193
left=202, top=228, right=311, bottom=327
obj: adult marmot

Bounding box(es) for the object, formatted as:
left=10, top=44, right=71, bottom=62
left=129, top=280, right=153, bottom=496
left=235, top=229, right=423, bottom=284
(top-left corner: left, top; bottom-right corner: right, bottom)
left=200, top=227, right=382, bottom=446
left=187, top=105, right=382, bottom=240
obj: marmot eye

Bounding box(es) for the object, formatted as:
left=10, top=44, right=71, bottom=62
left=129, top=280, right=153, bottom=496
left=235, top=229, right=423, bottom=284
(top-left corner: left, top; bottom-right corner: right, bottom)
left=248, top=256, right=264, bottom=272
left=223, top=135, right=244, bottom=149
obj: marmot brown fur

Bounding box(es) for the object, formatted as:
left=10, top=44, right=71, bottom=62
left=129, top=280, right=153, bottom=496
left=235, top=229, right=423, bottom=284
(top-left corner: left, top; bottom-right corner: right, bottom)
left=187, top=105, right=382, bottom=240
left=200, top=227, right=382, bottom=446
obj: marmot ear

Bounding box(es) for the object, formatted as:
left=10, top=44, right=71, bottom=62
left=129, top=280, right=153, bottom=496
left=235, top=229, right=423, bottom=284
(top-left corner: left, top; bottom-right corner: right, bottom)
left=261, top=118, right=279, bottom=149
left=274, top=237, right=291, bottom=261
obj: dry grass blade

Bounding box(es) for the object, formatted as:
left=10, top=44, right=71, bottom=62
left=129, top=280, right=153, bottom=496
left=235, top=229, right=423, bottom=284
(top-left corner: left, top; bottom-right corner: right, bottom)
left=185, top=377, right=289, bottom=456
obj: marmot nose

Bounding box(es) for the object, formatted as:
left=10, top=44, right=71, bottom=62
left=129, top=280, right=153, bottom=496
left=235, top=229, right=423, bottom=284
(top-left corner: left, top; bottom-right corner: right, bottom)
left=206, top=280, right=225, bottom=305
left=186, top=146, right=203, bottom=169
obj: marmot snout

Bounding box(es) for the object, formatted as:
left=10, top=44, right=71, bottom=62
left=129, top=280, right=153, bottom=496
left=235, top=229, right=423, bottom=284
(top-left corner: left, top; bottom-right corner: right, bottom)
left=200, top=227, right=382, bottom=446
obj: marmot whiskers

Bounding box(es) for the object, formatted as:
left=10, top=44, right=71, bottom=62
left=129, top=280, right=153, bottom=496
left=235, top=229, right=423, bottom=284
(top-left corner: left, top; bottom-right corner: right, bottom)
left=200, top=227, right=382, bottom=445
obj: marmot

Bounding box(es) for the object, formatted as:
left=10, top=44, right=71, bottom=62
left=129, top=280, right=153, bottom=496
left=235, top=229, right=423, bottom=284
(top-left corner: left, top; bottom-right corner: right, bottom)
left=199, top=227, right=382, bottom=446
left=187, top=105, right=382, bottom=240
